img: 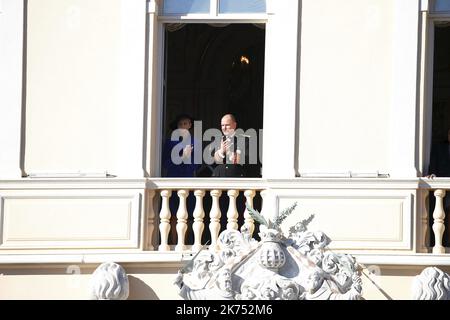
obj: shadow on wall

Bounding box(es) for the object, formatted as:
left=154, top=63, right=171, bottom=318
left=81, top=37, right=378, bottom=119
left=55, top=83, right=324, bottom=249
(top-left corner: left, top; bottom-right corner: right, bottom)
left=127, top=276, right=160, bottom=300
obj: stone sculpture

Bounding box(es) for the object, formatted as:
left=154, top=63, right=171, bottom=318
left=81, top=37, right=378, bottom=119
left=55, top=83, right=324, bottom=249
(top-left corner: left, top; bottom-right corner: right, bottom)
left=174, top=203, right=363, bottom=300
left=412, top=267, right=450, bottom=300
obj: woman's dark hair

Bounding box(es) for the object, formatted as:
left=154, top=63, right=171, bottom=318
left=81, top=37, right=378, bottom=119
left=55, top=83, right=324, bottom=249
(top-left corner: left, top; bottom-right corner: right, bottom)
left=169, top=113, right=194, bottom=131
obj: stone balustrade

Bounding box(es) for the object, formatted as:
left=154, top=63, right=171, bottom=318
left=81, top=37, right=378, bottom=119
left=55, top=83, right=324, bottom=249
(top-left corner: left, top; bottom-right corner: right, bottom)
left=146, top=178, right=265, bottom=252
left=432, top=189, right=446, bottom=254
left=148, top=178, right=450, bottom=254
left=419, top=179, right=450, bottom=254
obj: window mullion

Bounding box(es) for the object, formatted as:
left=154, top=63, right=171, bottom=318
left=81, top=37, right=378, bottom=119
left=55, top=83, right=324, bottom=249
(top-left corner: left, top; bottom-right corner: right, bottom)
left=210, top=0, right=218, bottom=16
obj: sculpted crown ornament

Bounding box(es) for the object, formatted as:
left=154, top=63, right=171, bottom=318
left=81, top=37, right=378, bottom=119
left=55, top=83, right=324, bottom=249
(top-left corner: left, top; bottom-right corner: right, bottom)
left=258, top=229, right=286, bottom=271
left=174, top=202, right=363, bottom=300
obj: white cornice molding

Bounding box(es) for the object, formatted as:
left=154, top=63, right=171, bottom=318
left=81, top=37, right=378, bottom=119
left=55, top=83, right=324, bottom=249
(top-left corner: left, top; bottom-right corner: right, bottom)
left=149, top=178, right=421, bottom=190
left=147, top=178, right=265, bottom=190
left=265, top=178, right=420, bottom=190
left=354, top=253, right=450, bottom=266
left=0, top=178, right=147, bottom=189
left=419, top=178, right=450, bottom=189
left=1, top=252, right=450, bottom=267
left=3, top=177, right=450, bottom=191
left=0, top=177, right=433, bottom=190
left=0, top=252, right=185, bottom=264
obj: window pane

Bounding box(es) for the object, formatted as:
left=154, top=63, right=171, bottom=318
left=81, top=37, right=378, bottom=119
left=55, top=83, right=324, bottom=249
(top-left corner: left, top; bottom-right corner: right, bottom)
left=219, top=0, right=266, bottom=14
left=162, top=0, right=210, bottom=15
left=434, top=0, right=450, bottom=12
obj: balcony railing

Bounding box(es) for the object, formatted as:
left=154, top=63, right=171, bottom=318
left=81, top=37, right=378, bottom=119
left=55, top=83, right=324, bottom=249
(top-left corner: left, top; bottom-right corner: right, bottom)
left=146, top=178, right=266, bottom=251
left=146, top=178, right=450, bottom=255
left=1, top=177, right=450, bottom=265
left=419, top=179, right=450, bottom=254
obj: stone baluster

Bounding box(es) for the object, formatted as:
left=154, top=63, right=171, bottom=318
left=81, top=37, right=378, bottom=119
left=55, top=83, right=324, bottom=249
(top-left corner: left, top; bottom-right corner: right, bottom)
left=419, top=190, right=429, bottom=253
left=432, top=189, right=446, bottom=254
left=227, top=190, right=239, bottom=230
left=241, top=189, right=256, bottom=236
left=158, top=190, right=171, bottom=251
left=146, top=189, right=156, bottom=250
left=209, top=190, right=222, bottom=250
left=192, top=190, right=205, bottom=252
left=175, top=189, right=189, bottom=252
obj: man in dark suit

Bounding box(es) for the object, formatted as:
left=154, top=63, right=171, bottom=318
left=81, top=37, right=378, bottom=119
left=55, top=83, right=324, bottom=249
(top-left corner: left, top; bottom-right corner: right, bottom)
left=212, top=114, right=245, bottom=177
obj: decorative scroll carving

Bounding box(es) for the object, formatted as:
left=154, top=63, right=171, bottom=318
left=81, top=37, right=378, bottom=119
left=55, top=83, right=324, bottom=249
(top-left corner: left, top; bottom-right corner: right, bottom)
left=412, top=267, right=450, bottom=300
left=89, top=262, right=129, bottom=300
left=174, top=204, right=363, bottom=300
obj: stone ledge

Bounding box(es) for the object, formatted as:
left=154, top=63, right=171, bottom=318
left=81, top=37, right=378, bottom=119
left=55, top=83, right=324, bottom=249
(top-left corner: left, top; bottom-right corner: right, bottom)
left=0, top=252, right=186, bottom=265
left=0, top=252, right=449, bottom=266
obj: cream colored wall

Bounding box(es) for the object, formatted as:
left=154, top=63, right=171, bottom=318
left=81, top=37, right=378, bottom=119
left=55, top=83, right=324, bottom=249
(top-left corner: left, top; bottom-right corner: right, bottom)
left=0, top=0, right=438, bottom=302
left=298, top=0, right=420, bottom=178
left=361, top=265, right=450, bottom=300
left=0, top=264, right=182, bottom=300
left=298, top=0, right=394, bottom=175
left=0, top=0, right=23, bottom=178
left=277, top=188, right=414, bottom=251
left=8, top=0, right=421, bottom=179
left=25, top=0, right=146, bottom=177
left=0, top=263, right=447, bottom=299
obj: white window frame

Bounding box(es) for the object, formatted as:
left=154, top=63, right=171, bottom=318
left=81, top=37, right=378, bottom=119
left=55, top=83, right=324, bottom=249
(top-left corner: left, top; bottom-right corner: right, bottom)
left=145, top=0, right=299, bottom=178
left=152, top=0, right=268, bottom=177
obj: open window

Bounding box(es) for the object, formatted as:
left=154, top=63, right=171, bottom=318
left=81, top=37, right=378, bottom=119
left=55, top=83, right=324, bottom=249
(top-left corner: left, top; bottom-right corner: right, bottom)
left=159, top=1, right=266, bottom=178
left=429, top=24, right=450, bottom=178
left=423, top=1, right=450, bottom=247
left=425, top=1, right=450, bottom=178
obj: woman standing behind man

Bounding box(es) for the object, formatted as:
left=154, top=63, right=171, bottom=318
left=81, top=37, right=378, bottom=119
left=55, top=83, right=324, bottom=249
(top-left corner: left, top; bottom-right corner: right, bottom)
left=162, top=114, right=200, bottom=244
left=162, top=114, right=200, bottom=177
left=212, top=114, right=245, bottom=177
